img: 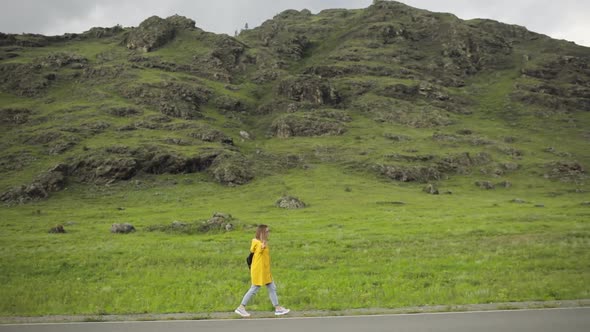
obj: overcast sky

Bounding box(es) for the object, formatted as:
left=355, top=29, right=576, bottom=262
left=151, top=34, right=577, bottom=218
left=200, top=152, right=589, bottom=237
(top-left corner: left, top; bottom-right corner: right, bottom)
left=0, top=0, right=588, bottom=47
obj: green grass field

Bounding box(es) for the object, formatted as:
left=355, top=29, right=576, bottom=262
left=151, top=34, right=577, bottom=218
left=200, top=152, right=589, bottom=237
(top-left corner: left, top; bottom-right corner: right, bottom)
left=1, top=164, right=588, bottom=316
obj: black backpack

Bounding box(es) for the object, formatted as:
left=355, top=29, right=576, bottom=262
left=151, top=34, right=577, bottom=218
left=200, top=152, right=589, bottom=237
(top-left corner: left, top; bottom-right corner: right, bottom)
left=246, top=252, right=254, bottom=269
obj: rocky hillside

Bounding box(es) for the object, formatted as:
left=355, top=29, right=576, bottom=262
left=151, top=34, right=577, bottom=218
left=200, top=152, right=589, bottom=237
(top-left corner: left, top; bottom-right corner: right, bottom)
left=0, top=1, right=588, bottom=204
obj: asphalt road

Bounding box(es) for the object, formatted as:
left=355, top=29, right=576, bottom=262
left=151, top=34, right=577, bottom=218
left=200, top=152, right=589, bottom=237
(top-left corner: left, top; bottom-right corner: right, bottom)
left=1, top=308, right=588, bottom=332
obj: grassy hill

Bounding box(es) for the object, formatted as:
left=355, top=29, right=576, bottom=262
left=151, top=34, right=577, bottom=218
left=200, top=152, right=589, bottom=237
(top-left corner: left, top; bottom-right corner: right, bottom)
left=0, top=1, right=588, bottom=317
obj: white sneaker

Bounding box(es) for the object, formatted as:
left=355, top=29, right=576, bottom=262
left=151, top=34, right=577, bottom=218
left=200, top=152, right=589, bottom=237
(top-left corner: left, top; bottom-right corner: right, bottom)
left=234, top=307, right=250, bottom=317
left=275, top=307, right=290, bottom=316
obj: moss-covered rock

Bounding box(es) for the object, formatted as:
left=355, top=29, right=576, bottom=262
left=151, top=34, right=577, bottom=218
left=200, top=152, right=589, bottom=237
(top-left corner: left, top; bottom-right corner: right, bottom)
left=208, top=152, right=254, bottom=185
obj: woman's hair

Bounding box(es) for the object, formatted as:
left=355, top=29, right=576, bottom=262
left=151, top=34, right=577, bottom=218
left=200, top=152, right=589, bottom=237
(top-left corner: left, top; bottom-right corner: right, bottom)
left=255, top=224, right=269, bottom=240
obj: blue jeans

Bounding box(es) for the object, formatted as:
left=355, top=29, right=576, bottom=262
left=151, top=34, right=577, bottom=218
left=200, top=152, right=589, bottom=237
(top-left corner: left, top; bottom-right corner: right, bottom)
left=240, top=281, right=279, bottom=307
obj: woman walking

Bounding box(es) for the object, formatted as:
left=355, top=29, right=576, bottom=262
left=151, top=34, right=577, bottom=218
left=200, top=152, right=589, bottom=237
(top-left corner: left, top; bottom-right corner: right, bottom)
left=235, top=224, right=290, bottom=317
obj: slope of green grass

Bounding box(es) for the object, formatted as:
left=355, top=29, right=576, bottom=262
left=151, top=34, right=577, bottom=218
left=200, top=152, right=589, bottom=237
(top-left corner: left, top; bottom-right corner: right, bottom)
left=0, top=165, right=588, bottom=316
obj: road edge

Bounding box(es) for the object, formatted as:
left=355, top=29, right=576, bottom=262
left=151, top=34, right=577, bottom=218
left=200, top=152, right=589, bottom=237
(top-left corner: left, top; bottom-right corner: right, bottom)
left=1, top=299, right=589, bottom=325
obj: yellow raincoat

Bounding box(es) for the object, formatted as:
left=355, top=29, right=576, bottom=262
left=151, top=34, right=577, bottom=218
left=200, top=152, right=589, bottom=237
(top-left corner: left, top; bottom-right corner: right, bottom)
left=250, top=238, right=272, bottom=286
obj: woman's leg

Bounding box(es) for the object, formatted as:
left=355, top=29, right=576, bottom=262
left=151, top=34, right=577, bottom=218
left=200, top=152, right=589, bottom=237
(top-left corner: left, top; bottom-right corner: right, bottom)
left=265, top=281, right=279, bottom=307
left=240, top=284, right=261, bottom=306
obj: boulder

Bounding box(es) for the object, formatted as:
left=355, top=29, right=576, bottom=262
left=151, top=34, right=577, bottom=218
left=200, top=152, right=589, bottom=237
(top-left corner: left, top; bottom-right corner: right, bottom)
left=275, top=196, right=306, bottom=209
left=423, top=183, right=439, bottom=194
left=239, top=130, right=251, bottom=140
left=48, top=225, right=66, bottom=234
left=111, top=223, right=136, bottom=234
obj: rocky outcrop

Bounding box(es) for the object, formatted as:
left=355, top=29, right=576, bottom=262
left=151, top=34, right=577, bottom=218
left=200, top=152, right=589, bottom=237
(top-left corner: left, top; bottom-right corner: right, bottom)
left=0, top=53, right=87, bottom=96
left=210, top=36, right=248, bottom=71
left=0, top=108, right=33, bottom=125
left=270, top=113, right=346, bottom=138
left=37, top=52, right=88, bottom=69
left=82, top=25, right=124, bottom=39
left=371, top=151, right=493, bottom=183
left=147, top=212, right=236, bottom=234
left=68, top=156, right=138, bottom=184
left=213, top=95, right=248, bottom=113
left=514, top=56, right=590, bottom=112
left=0, top=166, right=67, bottom=205
left=0, top=33, right=17, bottom=47
left=379, top=82, right=450, bottom=102
left=278, top=75, right=340, bottom=105
left=0, top=145, right=256, bottom=204
left=105, top=107, right=143, bottom=117
left=521, top=56, right=590, bottom=85
left=188, top=125, right=234, bottom=145
left=0, top=152, right=37, bottom=172
left=513, top=81, right=590, bottom=112
left=119, top=82, right=211, bottom=119
left=165, top=15, right=197, bottom=30
left=544, top=161, right=586, bottom=182
left=435, top=152, right=492, bottom=174
left=125, top=15, right=196, bottom=52
left=354, top=96, right=453, bottom=128
left=376, top=164, right=443, bottom=183
left=248, top=10, right=312, bottom=61
left=125, top=16, right=176, bottom=52
left=199, top=212, right=235, bottom=232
